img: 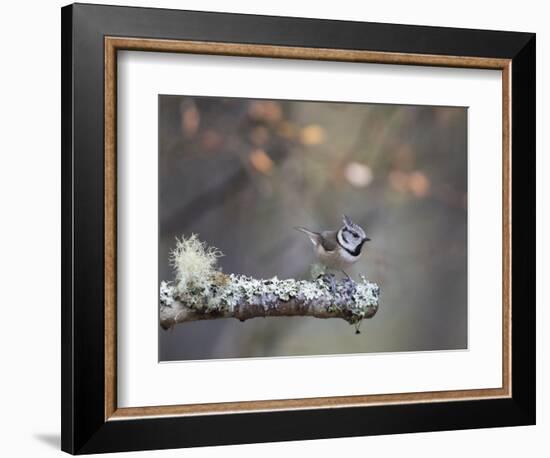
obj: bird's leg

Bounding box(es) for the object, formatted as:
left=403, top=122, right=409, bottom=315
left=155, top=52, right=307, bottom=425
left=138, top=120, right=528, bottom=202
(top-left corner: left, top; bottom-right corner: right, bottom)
left=320, top=272, right=338, bottom=295
left=341, top=270, right=351, bottom=280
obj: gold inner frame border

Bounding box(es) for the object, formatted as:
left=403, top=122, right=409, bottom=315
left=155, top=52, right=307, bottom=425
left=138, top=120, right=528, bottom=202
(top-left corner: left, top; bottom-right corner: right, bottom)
left=104, top=36, right=512, bottom=421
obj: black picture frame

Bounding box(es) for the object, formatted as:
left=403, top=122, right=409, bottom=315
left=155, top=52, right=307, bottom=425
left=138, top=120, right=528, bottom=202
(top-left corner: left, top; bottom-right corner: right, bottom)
left=61, top=3, right=535, bottom=454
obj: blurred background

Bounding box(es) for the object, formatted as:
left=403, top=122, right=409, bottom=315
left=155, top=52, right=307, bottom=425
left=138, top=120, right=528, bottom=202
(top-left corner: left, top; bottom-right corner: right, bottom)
left=158, top=94, right=467, bottom=361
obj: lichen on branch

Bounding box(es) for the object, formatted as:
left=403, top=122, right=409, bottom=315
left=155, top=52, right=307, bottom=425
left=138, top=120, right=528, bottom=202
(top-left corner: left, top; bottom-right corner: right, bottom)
left=159, top=234, right=380, bottom=331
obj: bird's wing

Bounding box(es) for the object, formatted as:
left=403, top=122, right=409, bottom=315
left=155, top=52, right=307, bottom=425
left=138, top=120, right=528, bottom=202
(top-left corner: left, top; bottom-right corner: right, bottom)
left=295, top=227, right=322, bottom=247
left=320, top=230, right=339, bottom=252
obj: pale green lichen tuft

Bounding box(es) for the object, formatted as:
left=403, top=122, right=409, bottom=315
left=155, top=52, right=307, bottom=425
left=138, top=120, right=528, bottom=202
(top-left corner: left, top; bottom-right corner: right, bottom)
left=309, top=263, right=327, bottom=280
left=170, top=234, right=223, bottom=296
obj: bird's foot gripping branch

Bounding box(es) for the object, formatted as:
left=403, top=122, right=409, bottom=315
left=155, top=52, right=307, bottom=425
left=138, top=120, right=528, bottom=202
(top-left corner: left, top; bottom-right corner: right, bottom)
left=159, top=235, right=380, bottom=333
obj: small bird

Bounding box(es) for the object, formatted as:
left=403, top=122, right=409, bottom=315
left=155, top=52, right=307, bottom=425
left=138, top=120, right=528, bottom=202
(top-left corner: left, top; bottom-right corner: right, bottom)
left=295, top=215, right=370, bottom=277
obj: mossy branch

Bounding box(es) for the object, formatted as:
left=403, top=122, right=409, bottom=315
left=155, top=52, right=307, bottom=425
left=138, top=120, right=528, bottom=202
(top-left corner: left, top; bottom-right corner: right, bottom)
left=159, top=235, right=380, bottom=332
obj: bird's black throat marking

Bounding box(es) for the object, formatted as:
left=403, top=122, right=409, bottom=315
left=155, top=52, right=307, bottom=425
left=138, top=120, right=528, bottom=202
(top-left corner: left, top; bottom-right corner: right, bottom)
left=342, top=240, right=364, bottom=257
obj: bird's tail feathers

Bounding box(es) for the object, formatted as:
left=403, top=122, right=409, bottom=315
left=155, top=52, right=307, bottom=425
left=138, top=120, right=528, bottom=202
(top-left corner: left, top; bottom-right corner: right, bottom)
left=294, top=226, right=321, bottom=246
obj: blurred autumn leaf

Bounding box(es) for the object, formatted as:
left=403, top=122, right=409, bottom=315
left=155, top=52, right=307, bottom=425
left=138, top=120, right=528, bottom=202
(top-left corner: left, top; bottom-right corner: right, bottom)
left=181, top=103, right=200, bottom=138
left=248, top=100, right=283, bottom=123
left=249, top=149, right=274, bottom=175
left=300, top=124, right=326, bottom=146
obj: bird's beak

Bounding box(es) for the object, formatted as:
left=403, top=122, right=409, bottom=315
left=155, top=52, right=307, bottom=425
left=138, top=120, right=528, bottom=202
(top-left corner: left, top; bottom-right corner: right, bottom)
left=364, top=237, right=371, bottom=242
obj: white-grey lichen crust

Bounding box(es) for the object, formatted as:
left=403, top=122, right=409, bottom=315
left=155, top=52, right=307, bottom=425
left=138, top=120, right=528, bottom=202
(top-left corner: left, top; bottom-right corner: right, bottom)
left=160, top=234, right=380, bottom=330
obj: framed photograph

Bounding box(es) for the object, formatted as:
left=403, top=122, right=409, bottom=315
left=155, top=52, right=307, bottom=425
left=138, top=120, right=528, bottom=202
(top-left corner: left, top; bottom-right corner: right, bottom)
left=61, top=3, right=535, bottom=454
